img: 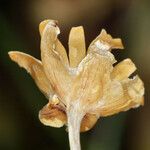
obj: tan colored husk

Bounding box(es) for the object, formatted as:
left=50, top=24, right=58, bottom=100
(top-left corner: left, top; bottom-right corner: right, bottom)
left=8, top=19, right=144, bottom=150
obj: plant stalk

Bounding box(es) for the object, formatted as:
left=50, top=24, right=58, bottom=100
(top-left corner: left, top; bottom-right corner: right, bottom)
left=67, top=104, right=84, bottom=150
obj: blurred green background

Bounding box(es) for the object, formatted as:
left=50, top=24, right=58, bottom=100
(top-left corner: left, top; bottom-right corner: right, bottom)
left=0, top=0, right=150, bottom=150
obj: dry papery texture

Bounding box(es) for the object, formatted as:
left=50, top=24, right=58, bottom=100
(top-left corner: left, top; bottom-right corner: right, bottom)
left=8, top=20, right=144, bottom=150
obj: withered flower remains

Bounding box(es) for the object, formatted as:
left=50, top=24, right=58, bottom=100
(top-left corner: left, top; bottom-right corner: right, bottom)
left=8, top=20, right=144, bottom=150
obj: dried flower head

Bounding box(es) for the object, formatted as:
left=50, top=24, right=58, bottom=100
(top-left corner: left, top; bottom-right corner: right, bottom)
left=8, top=19, right=144, bottom=150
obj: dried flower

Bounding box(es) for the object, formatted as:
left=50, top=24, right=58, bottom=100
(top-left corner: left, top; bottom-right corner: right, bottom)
left=8, top=19, right=144, bottom=150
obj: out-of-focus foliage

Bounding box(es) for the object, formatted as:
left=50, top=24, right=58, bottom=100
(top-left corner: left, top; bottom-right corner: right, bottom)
left=0, top=0, right=149, bottom=150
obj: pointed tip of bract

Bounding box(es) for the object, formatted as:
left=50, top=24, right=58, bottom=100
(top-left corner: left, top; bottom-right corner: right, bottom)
left=8, top=51, right=19, bottom=61
left=39, top=19, right=59, bottom=36
left=100, top=29, right=107, bottom=35
left=8, top=51, right=14, bottom=57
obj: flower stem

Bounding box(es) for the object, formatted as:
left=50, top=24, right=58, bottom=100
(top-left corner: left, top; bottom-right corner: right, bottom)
left=67, top=104, right=84, bottom=150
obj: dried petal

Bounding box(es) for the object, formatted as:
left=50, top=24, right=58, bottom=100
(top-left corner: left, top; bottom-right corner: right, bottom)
left=69, top=26, right=86, bottom=67
left=94, top=76, right=144, bottom=117
left=111, top=58, right=136, bottom=80
left=41, top=20, right=72, bottom=101
left=8, top=51, right=53, bottom=98
left=39, top=20, right=69, bottom=66
left=39, top=101, right=67, bottom=128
